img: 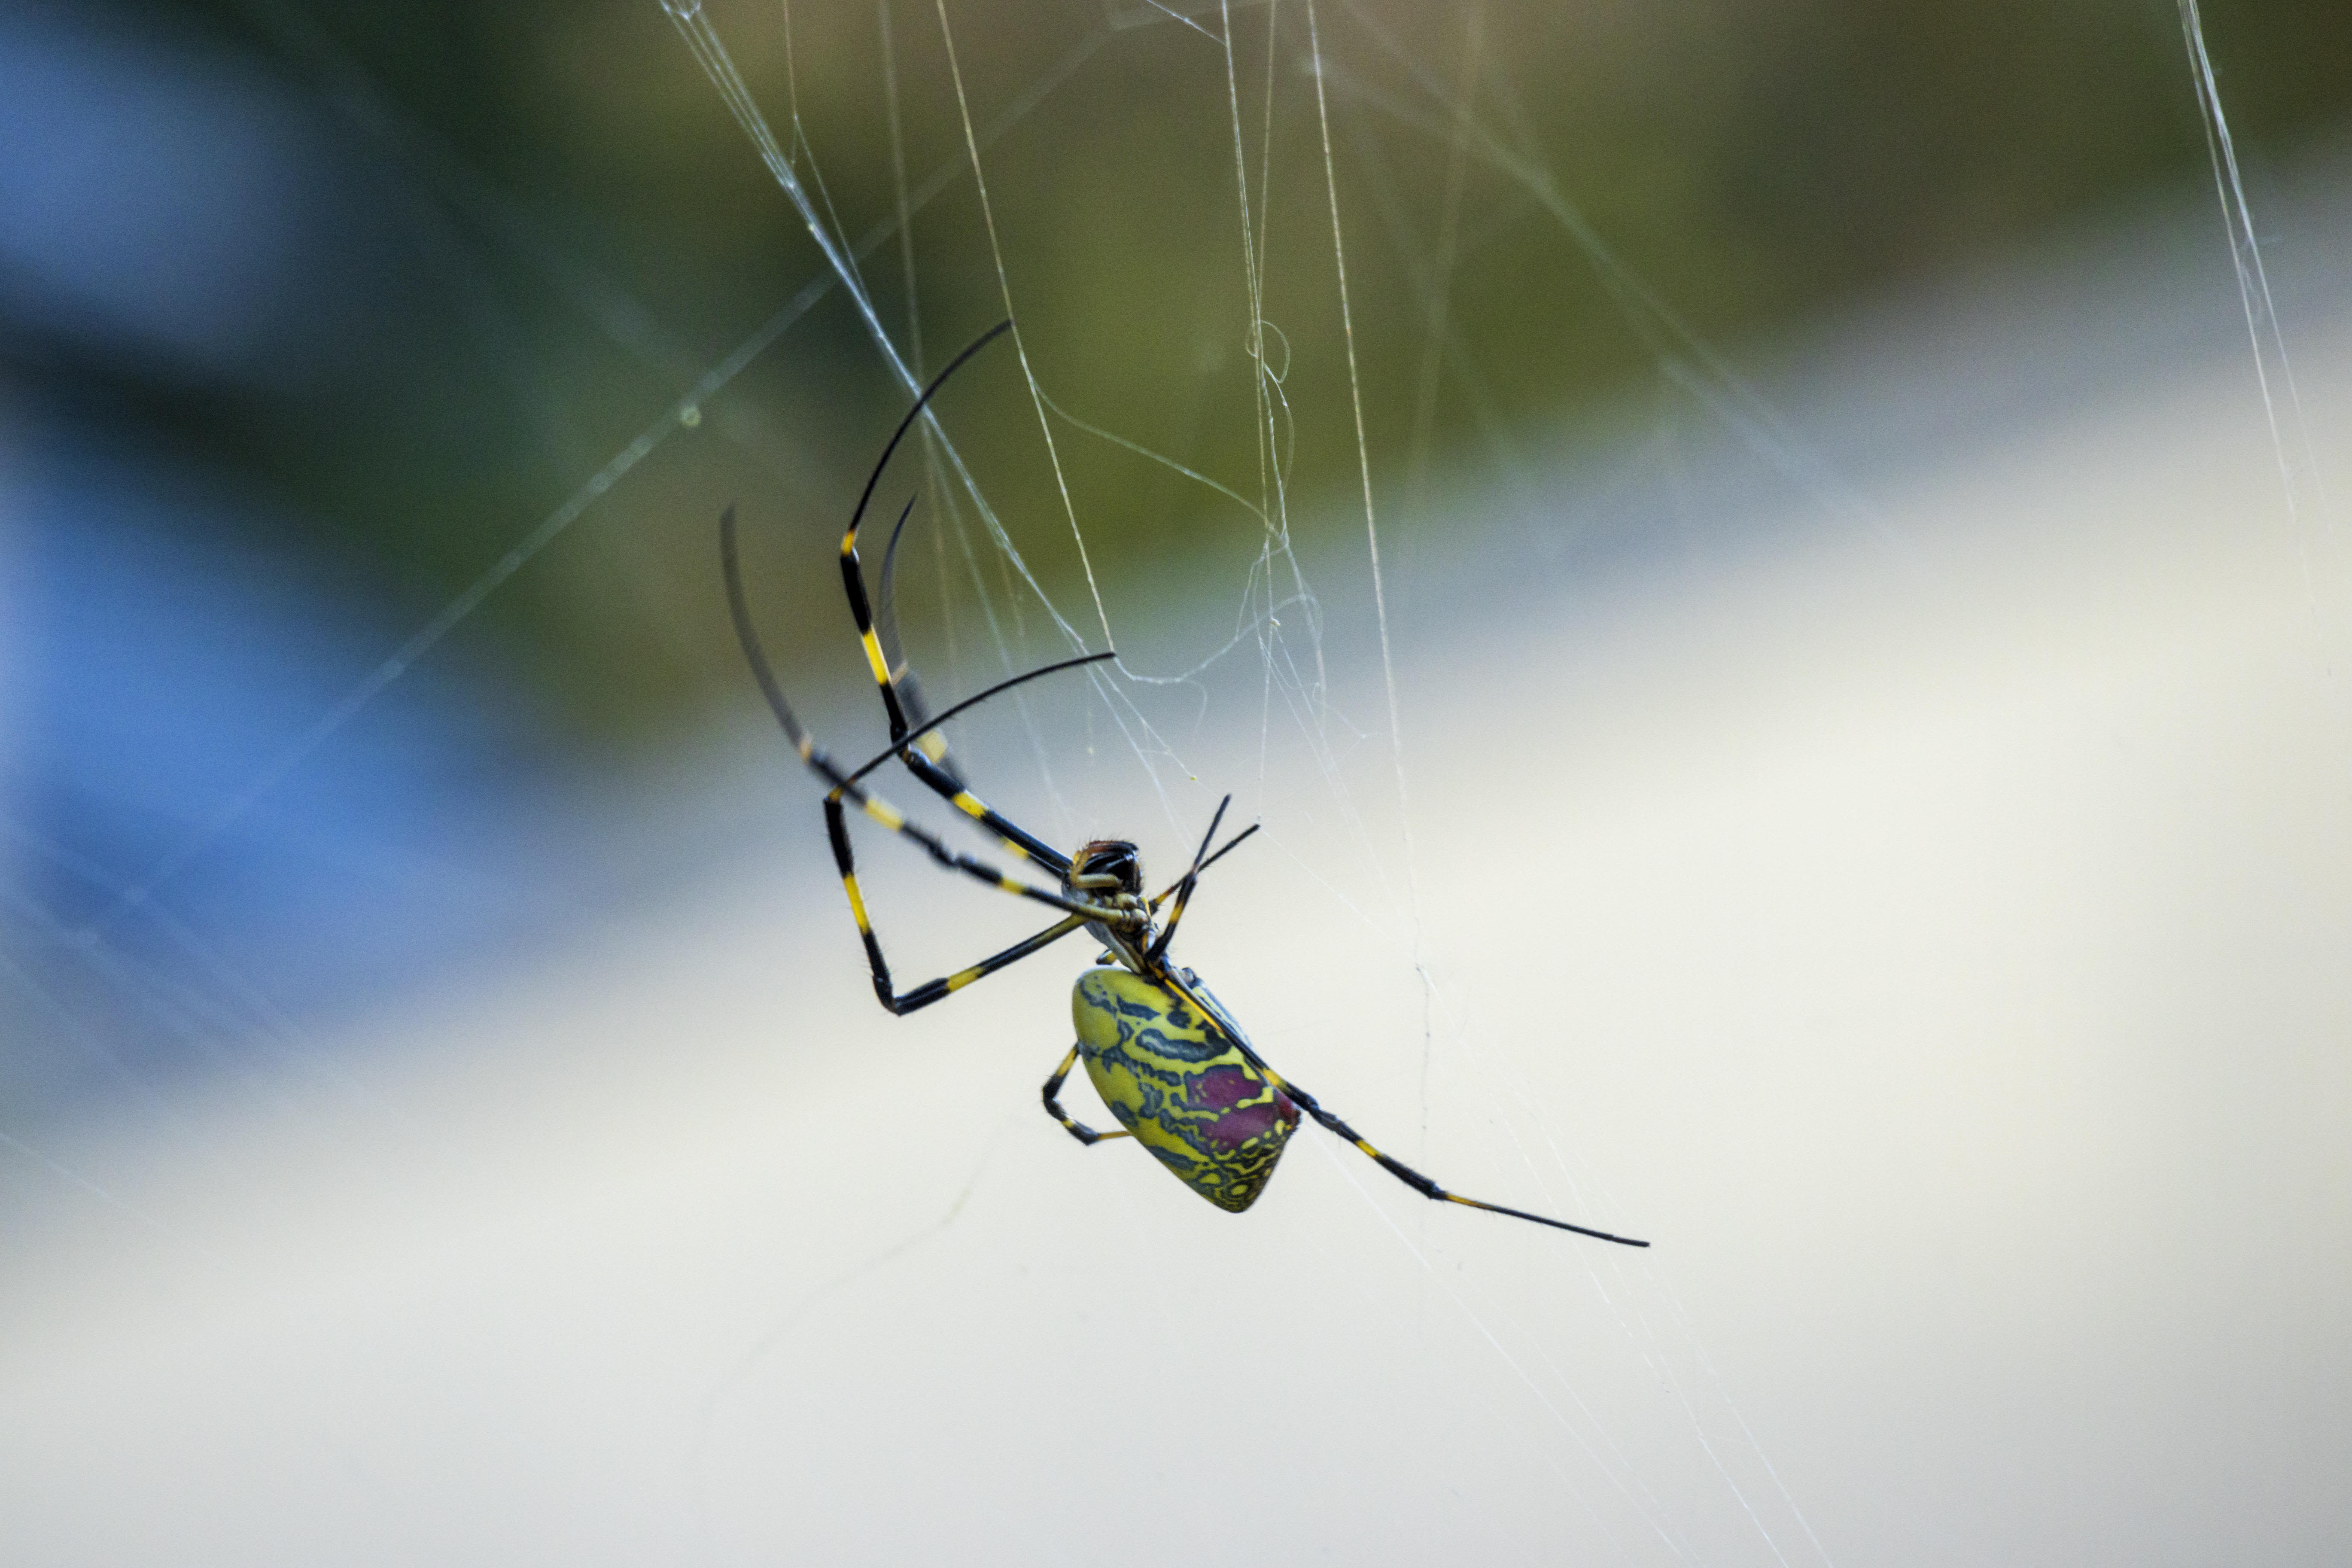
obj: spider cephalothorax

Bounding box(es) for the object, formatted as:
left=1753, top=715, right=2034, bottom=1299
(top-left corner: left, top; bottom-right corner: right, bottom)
left=719, top=320, right=1646, bottom=1246
left=1067, top=840, right=1143, bottom=898
left=1067, top=839, right=1151, bottom=958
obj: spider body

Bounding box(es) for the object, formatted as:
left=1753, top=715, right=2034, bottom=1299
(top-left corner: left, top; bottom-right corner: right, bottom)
left=1072, top=964, right=1300, bottom=1213
left=720, top=320, right=1646, bottom=1248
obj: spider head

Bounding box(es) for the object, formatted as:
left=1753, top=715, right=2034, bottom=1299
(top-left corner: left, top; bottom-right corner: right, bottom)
left=1067, top=840, right=1143, bottom=899
left=1067, top=839, right=1151, bottom=955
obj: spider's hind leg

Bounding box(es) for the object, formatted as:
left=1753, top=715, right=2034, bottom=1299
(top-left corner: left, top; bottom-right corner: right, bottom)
left=1153, top=973, right=1650, bottom=1247
left=1042, top=1044, right=1130, bottom=1146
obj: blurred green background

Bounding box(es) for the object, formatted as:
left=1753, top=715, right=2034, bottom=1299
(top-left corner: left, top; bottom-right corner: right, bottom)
left=33, top=0, right=2352, bottom=749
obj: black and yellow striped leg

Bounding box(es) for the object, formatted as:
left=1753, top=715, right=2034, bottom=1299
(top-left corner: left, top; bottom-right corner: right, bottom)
left=839, top=504, right=1074, bottom=869
left=831, top=842, right=1089, bottom=1014
left=830, top=322, right=1071, bottom=869
left=727, top=463, right=1128, bottom=1017
left=820, top=790, right=1117, bottom=926
left=824, top=321, right=1115, bottom=877
left=873, top=499, right=963, bottom=784
left=1146, top=822, right=1260, bottom=914
left=841, top=496, right=917, bottom=743
left=1282, top=1078, right=1646, bottom=1245
left=822, top=795, right=1122, bottom=1013
left=1156, top=973, right=1649, bottom=1247
left=1041, top=1045, right=1131, bottom=1145
left=842, top=501, right=1073, bottom=870
left=1147, top=795, right=1230, bottom=965
left=900, top=749, right=1067, bottom=866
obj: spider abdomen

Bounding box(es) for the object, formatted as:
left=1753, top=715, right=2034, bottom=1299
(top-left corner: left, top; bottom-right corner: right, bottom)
left=1071, top=967, right=1299, bottom=1214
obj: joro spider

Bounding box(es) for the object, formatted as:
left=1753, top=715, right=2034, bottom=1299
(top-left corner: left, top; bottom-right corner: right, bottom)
left=721, top=320, right=1645, bottom=1246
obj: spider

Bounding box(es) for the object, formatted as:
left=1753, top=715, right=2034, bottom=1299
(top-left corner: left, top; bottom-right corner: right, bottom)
left=721, top=320, right=1645, bottom=1245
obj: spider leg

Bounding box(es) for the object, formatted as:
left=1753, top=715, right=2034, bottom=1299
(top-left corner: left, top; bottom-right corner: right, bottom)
left=1040, top=1044, right=1131, bottom=1145
left=1147, top=795, right=1230, bottom=965
left=830, top=321, right=1074, bottom=872
left=841, top=505, right=1072, bottom=870
left=823, top=795, right=1129, bottom=1014
left=1145, top=822, right=1260, bottom=911
left=724, top=505, right=1136, bottom=1012
left=873, top=497, right=962, bottom=786
left=1156, top=972, right=1649, bottom=1247
left=826, top=810, right=1090, bottom=1014
left=723, top=502, right=1095, bottom=904
left=898, top=749, right=1071, bottom=868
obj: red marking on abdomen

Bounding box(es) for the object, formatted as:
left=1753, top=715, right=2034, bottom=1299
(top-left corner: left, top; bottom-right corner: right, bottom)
left=1192, top=1069, right=1300, bottom=1150
left=1190, top=1066, right=1259, bottom=1111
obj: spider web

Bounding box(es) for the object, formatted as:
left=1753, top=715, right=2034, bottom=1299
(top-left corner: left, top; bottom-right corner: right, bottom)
left=1, top=1, right=2345, bottom=1565
left=671, top=3, right=1845, bottom=1561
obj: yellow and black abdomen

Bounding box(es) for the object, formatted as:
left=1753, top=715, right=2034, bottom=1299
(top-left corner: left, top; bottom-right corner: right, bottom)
left=1072, top=967, right=1300, bottom=1213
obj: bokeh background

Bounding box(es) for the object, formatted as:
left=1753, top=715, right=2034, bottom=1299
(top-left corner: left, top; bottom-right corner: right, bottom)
left=2, top=0, right=2349, bottom=1563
